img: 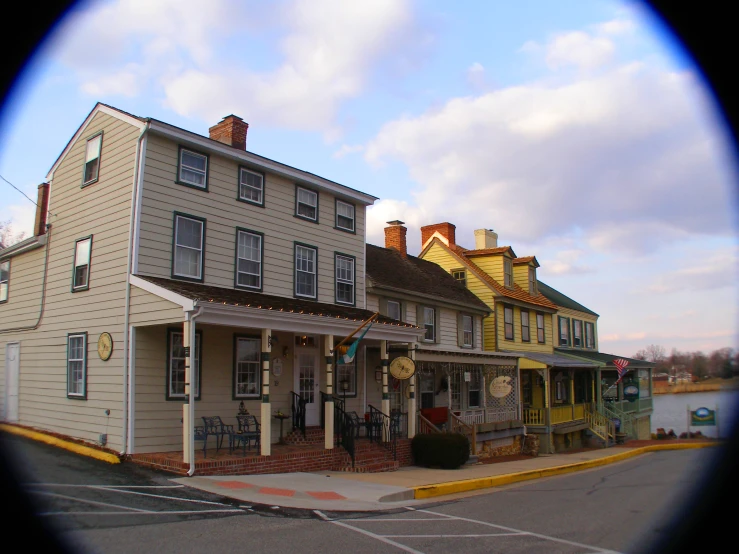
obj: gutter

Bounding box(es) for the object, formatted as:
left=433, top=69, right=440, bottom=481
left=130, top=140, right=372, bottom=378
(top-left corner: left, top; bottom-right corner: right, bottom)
left=187, top=304, right=204, bottom=477
left=0, top=234, right=46, bottom=260
left=121, top=121, right=150, bottom=456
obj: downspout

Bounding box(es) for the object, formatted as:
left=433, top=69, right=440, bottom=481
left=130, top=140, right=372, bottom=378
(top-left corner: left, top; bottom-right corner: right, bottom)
left=187, top=304, right=204, bottom=476
left=121, top=121, right=150, bottom=457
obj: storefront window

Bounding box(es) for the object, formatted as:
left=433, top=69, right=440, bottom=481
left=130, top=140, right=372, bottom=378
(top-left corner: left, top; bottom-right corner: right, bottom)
left=638, top=369, right=651, bottom=398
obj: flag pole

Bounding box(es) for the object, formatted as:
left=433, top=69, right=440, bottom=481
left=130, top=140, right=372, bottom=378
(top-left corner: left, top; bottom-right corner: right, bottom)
left=331, top=312, right=379, bottom=354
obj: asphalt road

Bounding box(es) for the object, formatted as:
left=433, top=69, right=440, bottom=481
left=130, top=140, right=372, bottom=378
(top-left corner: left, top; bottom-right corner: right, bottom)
left=0, top=433, right=728, bottom=554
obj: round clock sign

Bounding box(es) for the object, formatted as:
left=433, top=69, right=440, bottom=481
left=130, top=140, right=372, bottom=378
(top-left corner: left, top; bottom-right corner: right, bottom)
left=97, top=332, right=113, bottom=361
left=389, top=356, right=416, bottom=380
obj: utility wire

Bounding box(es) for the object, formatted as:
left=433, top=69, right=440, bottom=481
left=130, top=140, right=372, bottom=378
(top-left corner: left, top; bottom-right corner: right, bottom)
left=0, top=173, right=39, bottom=207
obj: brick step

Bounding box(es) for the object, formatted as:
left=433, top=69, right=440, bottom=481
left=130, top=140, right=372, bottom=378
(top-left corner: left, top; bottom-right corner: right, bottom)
left=337, top=460, right=400, bottom=473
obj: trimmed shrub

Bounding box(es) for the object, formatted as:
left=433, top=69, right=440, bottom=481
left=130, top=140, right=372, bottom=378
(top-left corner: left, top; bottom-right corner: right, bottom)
left=411, top=433, right=470, bottom=469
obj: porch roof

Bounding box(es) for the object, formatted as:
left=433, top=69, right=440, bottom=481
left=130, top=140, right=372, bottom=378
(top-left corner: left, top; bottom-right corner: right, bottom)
left=131, top=275, right=424, bottom=341
left=503, top=351, right=598, bottom=369
left=416, top=348, right=518, bottom=366
left=555, top=348, right=655, bottom=369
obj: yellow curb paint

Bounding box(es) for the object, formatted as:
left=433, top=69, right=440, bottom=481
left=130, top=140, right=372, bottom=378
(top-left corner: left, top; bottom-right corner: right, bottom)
left=0, top=424, right=120, bottom=464
left=413, top=442, right=719, bottom=499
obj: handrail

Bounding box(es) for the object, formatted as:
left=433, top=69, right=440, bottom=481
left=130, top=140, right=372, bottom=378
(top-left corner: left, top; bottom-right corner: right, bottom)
left=291, top=391, right=306, bottom=437
left=334, top=401, right=356, bottom=468
left=602, top=402, right=636, bottom=438
left=584, top=404, right=615, bottom=444
left=418, top=413, right=442, bottom=434
left=450, top=412, right=477, bottom=455
left=368, top=404, right=397, bottom=460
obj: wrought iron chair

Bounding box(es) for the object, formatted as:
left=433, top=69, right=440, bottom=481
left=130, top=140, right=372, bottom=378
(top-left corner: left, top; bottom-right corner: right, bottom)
left=194, top=425, right=208, bottom=457
left=233, top=414, right=260, bottom=455
left=390, top=411, right=402, bottom=437
left=347, top=411, right=367, bottom=438
left=201, top=416, right=235, bottom=453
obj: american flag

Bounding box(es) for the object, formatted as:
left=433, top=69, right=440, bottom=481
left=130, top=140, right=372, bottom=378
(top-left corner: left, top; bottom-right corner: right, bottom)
left=613, top=358, right=630, bottom=383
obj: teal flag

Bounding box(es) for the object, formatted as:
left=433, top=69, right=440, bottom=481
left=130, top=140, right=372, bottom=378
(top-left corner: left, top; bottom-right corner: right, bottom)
left=339, top=321, right=374, bottom=364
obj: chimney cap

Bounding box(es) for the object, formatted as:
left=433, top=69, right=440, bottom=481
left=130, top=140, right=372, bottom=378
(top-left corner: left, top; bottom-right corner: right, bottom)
left=386, top=220, right=405, bottom=226
left=221, top=114, right=243, bottom=121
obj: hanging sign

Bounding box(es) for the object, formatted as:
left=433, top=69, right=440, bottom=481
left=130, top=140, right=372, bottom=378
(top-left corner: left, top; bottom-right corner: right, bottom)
left=272, top=358, right=283, bottom=377
left=623, top=382, right=639, bottom=402
left=489, top=376, right=513, bottom=398
left=690, top=407, right=716, bottom=426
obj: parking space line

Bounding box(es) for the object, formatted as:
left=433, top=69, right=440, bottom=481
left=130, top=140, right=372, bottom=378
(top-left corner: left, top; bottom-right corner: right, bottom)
left=416, top=509, right=621, bottom=554
left=37, top=509, right=244, bottom=516
left=382, top=533, right=525, bottom=538
left=344, top=518, right=447, bottom=522
left=30, top=491, right=151, bottom=513
left=24, top=484, right=185, bottom=489
left=317, top=515, right=426, bottom=554
left=85, top=486, right=233, bottom=506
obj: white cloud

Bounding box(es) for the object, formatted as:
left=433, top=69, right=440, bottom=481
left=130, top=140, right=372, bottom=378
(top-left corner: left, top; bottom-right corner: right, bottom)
left=366, top=199, right=428, bottom=253
left=540, top=249, right=594, bottom=275
left=80, top=64, right=144, bottom=97
left=594, top=18, right=636, bottom=36
left=644, top=247, right=738, bottom=294
left=545, top=31, right=615, bottom=70
left=333, top=144, right=364, bottom=159
left=364, top=59, right=733, bottom=255
left=466, top=62, right=486, bottom=88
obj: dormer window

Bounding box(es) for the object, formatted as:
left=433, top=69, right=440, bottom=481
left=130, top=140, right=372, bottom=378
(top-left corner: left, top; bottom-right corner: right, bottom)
left=504, top=258, right=513, bottom=287
left=529, top=267, right=537, bottom=294
left=452, top=269, right=466, bottom=287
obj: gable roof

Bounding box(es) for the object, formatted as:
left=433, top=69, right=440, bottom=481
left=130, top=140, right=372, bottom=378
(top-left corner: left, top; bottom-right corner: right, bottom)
left=513, top=256, right=540, bottom=267
left=366, top=244, right=490, bottom=313
left=537, top=280, right=599, bottom=317
left=420, top=239, right=557, bottom=310
left=464, top=246, right=516, bottom=257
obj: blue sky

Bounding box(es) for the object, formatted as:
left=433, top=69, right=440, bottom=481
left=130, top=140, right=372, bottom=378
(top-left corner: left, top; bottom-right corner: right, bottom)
left=1, top=0, right=736, bottom=357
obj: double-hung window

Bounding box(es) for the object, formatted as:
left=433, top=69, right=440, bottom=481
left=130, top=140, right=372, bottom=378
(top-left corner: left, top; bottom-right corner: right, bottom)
left=504, top=258, right=513, bottom=287
left=234, top=336, right=261, bottom=398
left=536, top=313, right=546, bottom=343
left=585, top=322, right=595, bottom=348
left=504, top=305, right=514, bottom=340
left=0, top=260, right=9, bottom=303
left=235, top=229, right=263, bottom=290
left=387, top=300, right=401, bottom=321
left=167, top=329, right=201, bottom=400
left=468, top=371, right=481, bottom=408
left=173, top=214, right=205, bottom=281
left=335, top=200, right=355, bottom=232
left=573, top=320, right=582, bottom=347
left=296, top=186, right=318, bottom=221
left=178, top=148, right=208, bottom=190
left=72, top=236, right=92, bottom=291
left=67, top=333, right=87, bottom=398
left=239, top=167, right=264, bottom=206
left=460, top=314, right=473, bottom=347
left=559, top=316, right=571, bottom=346
left=335, top=254, right=355, bottom=305
left=423, top=307, right=436, bottom=342
left=521, top=310, right=530, bottom=342
left=295, top=244, right=317, bottom=298
left=529, top=268, right=537, bottom=294
left=336, top=357, right=357, bottom=397
left=83, top=133, right=102, bottom=186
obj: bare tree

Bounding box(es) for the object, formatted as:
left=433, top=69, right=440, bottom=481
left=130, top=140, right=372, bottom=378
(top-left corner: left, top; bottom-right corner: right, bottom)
left=0, top=220, right=26, bottom=249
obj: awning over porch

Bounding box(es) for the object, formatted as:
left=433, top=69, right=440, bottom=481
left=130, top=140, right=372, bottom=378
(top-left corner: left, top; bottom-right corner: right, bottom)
left=504, top=351, right=599, bottom=369
left=415, top=348, right=518, bottom=365
left=554, top=349, right=656, bottom=370
left=130, top=274, right=423, bottom=342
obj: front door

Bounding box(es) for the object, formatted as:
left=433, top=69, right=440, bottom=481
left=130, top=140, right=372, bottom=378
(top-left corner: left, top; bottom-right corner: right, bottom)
left=4, top=342, right=20, bottom=422
left=295, top=349, right=320, bottom=426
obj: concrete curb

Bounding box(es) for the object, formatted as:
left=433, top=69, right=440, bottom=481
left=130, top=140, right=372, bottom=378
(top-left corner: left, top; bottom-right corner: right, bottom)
left=413, top=443, right=719, bottom=499
left=0, top=423, right=121, bottom=464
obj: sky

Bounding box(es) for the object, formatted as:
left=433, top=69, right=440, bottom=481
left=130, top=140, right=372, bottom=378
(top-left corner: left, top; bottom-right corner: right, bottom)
left=0, top=0, right=736, bottom=358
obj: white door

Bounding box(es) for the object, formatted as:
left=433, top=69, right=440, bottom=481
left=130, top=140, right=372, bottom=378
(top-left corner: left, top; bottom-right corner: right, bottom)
left=5, top=342, right=20, bottom=422
left=295, top=350, right=320, bottom=426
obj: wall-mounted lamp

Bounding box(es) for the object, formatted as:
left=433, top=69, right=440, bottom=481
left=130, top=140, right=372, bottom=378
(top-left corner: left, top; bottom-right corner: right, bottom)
left=282, top=346, right=289, bottom=357
left=268, top=334, right=279, bottom=348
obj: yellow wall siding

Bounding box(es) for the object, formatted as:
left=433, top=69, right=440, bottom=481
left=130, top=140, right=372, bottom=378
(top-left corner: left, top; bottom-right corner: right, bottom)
left=468, top=255, right=504, bottom=284
left=0, top=111, right=141, bottom=449
left=553, top=306, right=598, bottom=350
left=137, top=134, right=366, bottom=307
left=496, top=302, right=554, bottom=354
left=513, top=265, right=531, bottom=291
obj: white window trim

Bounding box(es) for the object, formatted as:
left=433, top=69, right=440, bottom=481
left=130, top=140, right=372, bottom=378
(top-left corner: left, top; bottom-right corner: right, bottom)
left=235, top=230, right=262, bottom=290
left=72, top=236, right=92, bottom=291
left=462, top=314, right=474, bottom=347
left=83, top=133, right=102, bottom=186
left=0, top=260, right=9, bottom=302
left=336, top=358, right=357, bottom=397
left=239, top=167, right=264, bottom=205
left=235, top=337, right=261, bottom=399
left=504, top=305, right=514, bottom=340
left=521, top=310, right=530, bottom=342
left=173, top=215, right=204, bottom=281
left=296, top=186, right=318, bottom=221
left=536, top=313, right=546, bottom=343
left=178, top=148, right=208, bottom=189
left=295, top=244, right=317, bottom=299
left=335, top=199, right=355, bottom=232
left=423, top=306, right=436, bottom=342
left=573, top=320, right=582, bottom=347
left=167, top=330, right=201, bottom=400
left=335, top=254, right=355, bottom=305
left=67, top=333, right=87, bottom=398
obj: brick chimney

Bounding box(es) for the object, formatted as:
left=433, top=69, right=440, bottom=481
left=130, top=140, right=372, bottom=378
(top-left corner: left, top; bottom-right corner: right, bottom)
left=474, top=229, right=498, bottom=249
left=421, top=222, right=456, bottom=250
left=33, top=183, right=50, bottom=236
left=209, top=115, right=249, bottom=150
left=384, top=220, right=407, bottom=258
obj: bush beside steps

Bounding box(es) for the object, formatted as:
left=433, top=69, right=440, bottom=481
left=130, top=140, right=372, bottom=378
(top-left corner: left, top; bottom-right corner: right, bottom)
left=412, top=433, right=470, bottom=469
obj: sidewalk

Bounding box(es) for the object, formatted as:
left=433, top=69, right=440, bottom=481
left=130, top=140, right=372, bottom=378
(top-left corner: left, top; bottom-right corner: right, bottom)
left=175, top=440, right=718, bottom=512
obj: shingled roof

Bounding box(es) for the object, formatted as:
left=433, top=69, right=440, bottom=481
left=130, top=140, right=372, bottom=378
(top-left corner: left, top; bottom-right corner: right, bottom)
left=366, top=244, right=490, bottom=313
left=538, top=280, right=599, bottom=316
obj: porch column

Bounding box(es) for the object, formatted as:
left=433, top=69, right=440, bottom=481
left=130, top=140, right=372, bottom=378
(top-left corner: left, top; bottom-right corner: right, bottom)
left=261, top=329, right=271, bottom=456
left=596, top=368, right=602, bottom=409
left=381, top=340, right=390, bottom=440
left=324, top=335, right=334, bottom=449
left=570, top=369, right=575, bottom=419
left=407, top=342, right=417, bottom=438
left=182, top=319, right=192, bottom=465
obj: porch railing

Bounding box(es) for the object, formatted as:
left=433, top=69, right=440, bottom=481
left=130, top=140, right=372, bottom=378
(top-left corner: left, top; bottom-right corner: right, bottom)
left=450, top=412, right=477, bottom=455
left=601, top=402, right=636, bottom=439
left=550, top=403, right=588, bottom=425
left=418, top=413, right=442, bottom=434
left=486, top=406, right=519, bottom=423
left=584, top=404, right=616, bottom=444
left=291, top=391, right=306, bottom=437
left=334, top=401, right=356, bottom=468
left=368, top=404, right=397, bottom=460
left=606, top=397, right=653, bottom=414
left=523, top=408, right=546, bottom=425
left=453, top=406, right=520, bottom=426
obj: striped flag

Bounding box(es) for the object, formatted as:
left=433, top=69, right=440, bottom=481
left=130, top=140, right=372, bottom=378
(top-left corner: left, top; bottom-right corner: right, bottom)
left=613, top=358, right=630, bottom=383
left=338, top=320, right=374, bottom=364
